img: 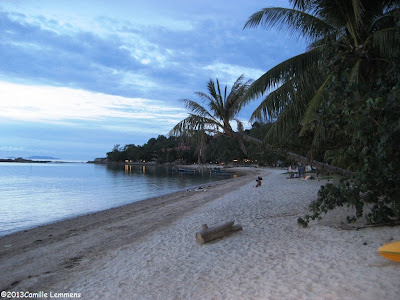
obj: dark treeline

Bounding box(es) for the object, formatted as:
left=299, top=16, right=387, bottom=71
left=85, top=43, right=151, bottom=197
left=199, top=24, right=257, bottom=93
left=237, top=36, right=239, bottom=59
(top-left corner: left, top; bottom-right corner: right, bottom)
left=106, top=122, right=286, bottom=165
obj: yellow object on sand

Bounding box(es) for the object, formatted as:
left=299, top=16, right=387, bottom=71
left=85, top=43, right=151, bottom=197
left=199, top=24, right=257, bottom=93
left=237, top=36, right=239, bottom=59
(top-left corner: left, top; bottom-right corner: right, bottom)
left=377, top=241, right=400, bottom=262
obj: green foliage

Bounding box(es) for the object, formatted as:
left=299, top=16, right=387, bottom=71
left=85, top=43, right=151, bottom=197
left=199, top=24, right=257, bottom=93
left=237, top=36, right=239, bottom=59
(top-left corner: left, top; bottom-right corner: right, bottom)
left=105, top=122, right=287, bottom=166
left=245, top=0, right=400, bottom=160
left=206, top=135, right=244, bottom=163
left=244, top=121, right=272, bottom=140
left=169, top=75, right=254, bottom=163
left=299, top=72, right=400, bottom=226
left=245, top=0, right=400, bottom=225
left=170, top=75, right=252, bottom=139
left=106, top=144, right=126, bottom=162
left=243, top=122, right=289, bottom=165
left=106, top=136, right=196, bottom=164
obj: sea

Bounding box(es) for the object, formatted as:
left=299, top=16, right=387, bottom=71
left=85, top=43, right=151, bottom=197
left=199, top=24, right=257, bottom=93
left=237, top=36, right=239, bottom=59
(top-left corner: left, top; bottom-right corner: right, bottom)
left=0, top=162, right=230, bottom=236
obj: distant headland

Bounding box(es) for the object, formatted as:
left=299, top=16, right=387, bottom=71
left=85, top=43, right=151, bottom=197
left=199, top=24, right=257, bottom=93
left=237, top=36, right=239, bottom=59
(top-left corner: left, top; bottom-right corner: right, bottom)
left=0, top=156, right=58, bottom=163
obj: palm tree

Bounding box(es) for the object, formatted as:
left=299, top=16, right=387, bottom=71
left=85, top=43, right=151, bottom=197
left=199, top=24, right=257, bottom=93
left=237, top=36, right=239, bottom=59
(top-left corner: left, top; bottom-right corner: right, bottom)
left=243, top=0, right=400, bottom=171
left=169, top=75, right=252, bottom=163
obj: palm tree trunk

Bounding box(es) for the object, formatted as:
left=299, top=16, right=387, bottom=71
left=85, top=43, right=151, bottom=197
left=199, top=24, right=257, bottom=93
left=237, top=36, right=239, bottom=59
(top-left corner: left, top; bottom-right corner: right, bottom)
left=197, top=131, right=207, bottom=164
left=234, top=132, right=355, bottom=177
left=238, top=138, right=248, bottom=156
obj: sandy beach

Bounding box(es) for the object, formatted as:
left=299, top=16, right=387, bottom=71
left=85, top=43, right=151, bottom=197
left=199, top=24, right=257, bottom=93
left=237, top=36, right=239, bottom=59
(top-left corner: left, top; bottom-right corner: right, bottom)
left=1, top=167, right=399, bottom=299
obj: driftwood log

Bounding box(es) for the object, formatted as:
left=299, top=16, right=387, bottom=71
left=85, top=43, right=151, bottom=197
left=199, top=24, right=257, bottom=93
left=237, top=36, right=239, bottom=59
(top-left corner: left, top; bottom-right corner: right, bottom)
left=196, top=221, right=243, bottom=244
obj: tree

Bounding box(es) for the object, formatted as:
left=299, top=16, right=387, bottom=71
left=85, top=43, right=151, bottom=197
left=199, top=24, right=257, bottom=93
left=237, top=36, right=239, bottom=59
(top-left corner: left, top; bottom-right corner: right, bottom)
left=169, top=75, right=252, bottom=162
left=298, top=66, right=400, bottom=226
left=244, top=0, right=400, bottom=170
left=244, top=0, right=400, bottom=225
left=106, top=144, right=126, bottom=162
left=206, top=135, right=244, bottom=163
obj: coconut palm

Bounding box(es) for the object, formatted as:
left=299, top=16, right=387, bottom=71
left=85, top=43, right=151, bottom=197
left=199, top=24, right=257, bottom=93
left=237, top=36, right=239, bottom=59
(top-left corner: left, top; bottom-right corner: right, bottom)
left=169, top=75, right=252, bottom=163
left=244, top=0, right=400, bottom=168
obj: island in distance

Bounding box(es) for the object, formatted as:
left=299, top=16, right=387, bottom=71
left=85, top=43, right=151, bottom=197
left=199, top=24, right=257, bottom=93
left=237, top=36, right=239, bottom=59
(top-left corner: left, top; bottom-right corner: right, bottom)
left=0, top=156, right=59, bottom=163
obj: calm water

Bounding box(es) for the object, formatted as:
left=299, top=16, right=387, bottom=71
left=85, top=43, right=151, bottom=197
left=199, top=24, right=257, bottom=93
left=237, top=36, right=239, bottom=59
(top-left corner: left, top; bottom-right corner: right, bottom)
left=0, top=162, right=229, bottom=236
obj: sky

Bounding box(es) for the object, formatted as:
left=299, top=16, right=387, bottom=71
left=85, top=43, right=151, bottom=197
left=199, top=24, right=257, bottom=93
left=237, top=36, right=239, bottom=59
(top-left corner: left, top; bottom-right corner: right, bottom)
left=0, top=0, right=307, bottom=161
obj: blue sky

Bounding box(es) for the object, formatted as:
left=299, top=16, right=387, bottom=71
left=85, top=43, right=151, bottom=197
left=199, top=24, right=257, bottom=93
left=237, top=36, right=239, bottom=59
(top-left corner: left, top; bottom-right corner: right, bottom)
left=0, top=0, right=306, bottom=161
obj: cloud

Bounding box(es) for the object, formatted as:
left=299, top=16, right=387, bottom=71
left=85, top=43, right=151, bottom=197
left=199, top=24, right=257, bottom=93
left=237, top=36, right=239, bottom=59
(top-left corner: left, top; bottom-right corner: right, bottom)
left=0, top=9, right=203, bottom=104
left=0, top=11, right=159, bottom=93
left=0, top=5, right=307, bottom=110
left=0, top=81, right=187, bottom=130
left=202, top=62, right=265, bottom=85
left=0, top=146, right=26, bottom=152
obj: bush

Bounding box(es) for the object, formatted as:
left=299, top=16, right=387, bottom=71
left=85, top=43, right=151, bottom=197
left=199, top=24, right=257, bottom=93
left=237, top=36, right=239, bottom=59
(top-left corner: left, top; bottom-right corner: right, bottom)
left=299, top=83, right=400, bottom=226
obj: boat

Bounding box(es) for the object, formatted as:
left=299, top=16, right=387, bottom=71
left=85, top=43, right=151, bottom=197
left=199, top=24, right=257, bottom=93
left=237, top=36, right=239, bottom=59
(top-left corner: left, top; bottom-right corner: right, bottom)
left=377, top=241, right=400, bottom=262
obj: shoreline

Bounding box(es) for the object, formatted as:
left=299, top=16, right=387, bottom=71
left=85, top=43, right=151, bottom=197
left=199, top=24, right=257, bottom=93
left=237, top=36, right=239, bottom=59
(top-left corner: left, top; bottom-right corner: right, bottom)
left=1, top=168, right=399, bottom=299
left=0, top=167, right=261, bottom=292
left=0, top=158, right=52, bottom=163
left=0, top=164, right=251, bottom=237
left=0, top=166, right=253, bottom=237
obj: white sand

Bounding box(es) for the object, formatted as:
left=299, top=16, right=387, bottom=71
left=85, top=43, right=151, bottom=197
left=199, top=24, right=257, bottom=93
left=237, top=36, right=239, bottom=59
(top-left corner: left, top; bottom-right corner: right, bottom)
left=1, top=168, right=399, bottom=299
left=50, top=169, right=400, bottom=299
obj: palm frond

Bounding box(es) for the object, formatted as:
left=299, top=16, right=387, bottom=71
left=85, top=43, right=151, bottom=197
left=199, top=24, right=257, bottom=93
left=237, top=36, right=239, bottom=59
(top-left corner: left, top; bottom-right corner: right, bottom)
left=245, top=47, right=323, bottom=101
left=300, top=73, right=333, bottom=135
left=311, top=121, right=326, bottom=148
left=205, top=80, right=222, bottom=112
left=244, top=7, right=336, bottom=42
left=250, top=80, right=295, bottom=122
left=224, top=85, right=227, bottom=105
left=349, top=59, right=361, bottom=83
left=226, top=75, right=252, bottom=117
left=370, top=13, right=396, bottom=32
left=203, top=79, right=226, bottom=118
left=263, top=100, right=301, bottom=146
left=289, top=0, right=312, bottom=11
left=206, top=80, right=218, bottom=101
left=352, top=0, right=364, bottom=26
left=169, top=114, right=222, bottom=137
left=181, top=99, right=214, bottom=119
left=216, top=79, right=223, bottom=103
left=250, top=65, right=325, bottom=123
left=172, top=75, right=251, bottom=141
left=369, top=27, right=400, bottom=58
left=195, top=92, right=220, bottom=118
left=194, top=91, right=215, bottom=105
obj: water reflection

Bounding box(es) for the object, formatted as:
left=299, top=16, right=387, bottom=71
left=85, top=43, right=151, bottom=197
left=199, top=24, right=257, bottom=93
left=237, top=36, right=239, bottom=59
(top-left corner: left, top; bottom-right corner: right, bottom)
left=124, top=164, right=147, bottom=175
left=116, top=164, right=237, bottom=180
left=0, top=163, right=237, bottom=236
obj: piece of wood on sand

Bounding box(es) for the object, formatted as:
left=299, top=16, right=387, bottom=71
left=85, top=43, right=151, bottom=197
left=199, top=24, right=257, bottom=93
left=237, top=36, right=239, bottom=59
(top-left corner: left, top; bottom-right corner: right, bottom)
left=196, top=221, right=243, bottom=244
